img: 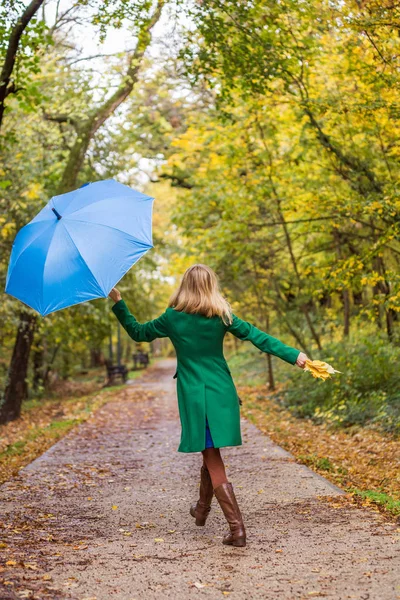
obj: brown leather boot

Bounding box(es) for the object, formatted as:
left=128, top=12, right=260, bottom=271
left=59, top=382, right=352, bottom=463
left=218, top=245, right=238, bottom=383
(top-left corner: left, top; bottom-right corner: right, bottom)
left=190, top=465, right=213, bottom=526
left=214, top=482, right=246, bottom=547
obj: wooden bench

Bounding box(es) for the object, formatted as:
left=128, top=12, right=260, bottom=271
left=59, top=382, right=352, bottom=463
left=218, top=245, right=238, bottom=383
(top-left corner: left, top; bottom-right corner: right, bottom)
left=132, top=351, right=150, bottom=370
left=104, top=359, right=128, bottom=386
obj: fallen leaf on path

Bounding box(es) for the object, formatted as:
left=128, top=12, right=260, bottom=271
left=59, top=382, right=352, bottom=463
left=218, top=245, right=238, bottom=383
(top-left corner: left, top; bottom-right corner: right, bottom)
left=112, top=505, right=118, bottom=510
left=193, top=582, right=206, bottom=589
left=154, top=538, right=164, bottom=542
left=18, top=591, right=34, bottom=599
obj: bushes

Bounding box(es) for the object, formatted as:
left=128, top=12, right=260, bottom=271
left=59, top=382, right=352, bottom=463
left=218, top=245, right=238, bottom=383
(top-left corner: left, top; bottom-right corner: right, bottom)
left=227, top=330, right=400, bottom=434
left=282, top=333, right=400, bottom=434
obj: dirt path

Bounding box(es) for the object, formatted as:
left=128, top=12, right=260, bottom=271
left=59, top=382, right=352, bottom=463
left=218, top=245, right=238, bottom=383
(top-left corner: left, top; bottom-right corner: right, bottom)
left=1, top=359, right=399, bottom=600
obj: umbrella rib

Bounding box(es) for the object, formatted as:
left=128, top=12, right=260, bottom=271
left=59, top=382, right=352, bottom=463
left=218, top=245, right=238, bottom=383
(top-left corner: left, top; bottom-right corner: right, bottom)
left=66, top=218, right=153, bottom=248
left=60, top=221, right=106, bottom=296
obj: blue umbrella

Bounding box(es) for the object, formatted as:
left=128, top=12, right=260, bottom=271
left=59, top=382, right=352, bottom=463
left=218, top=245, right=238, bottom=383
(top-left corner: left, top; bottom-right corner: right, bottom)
left=5, top=179, right=154, bottom=316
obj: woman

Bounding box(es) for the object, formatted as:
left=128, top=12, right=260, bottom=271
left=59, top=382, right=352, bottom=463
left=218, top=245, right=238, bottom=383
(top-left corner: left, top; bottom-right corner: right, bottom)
left=109, top=264, right=307, bottom=548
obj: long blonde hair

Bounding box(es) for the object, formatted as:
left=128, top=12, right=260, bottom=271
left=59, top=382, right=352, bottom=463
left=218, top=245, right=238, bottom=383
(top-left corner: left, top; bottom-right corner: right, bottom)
left=168, top=264, right=232, bottom=325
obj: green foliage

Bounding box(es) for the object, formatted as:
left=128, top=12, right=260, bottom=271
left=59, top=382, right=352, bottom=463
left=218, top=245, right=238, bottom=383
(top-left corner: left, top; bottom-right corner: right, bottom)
left=283, top=331, right=400, bottom=433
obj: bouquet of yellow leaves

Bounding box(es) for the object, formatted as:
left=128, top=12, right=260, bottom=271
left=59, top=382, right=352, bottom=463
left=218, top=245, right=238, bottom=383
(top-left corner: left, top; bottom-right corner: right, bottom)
left=304, top=359, right=341, bottom=381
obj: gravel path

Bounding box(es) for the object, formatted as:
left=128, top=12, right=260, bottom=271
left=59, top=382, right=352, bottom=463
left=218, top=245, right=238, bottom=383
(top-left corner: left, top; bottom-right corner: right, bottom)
left=0, top=359, right=399, bottom=600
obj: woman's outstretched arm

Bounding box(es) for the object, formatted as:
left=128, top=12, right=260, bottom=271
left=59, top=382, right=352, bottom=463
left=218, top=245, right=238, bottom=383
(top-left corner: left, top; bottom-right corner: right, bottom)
left=227, top=314, right=307, bottom=367
left=109, top=288, right=169, bottom=342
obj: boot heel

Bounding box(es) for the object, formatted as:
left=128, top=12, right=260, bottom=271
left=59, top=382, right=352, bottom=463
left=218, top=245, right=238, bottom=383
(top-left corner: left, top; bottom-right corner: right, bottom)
left=232, top=537, right=246, bottom=547
left=190, top=505, right=208, bottom=526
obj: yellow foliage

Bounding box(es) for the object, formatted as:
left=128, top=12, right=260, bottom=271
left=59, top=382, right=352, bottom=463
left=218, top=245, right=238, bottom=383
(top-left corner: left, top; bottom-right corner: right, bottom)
left=1, top=223, right=16, bottom=239
left=22, top=182, right=42, bottom=200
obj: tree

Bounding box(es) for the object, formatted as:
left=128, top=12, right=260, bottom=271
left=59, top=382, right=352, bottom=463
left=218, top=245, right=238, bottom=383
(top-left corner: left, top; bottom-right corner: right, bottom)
left=0, top=0, right=167, bottom=423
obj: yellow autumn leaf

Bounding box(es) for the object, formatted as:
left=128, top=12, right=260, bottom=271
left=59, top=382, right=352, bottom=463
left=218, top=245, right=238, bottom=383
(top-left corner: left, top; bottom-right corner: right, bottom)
left=304, top=360, right=341, bottom=381
left=112, top=505, right=118, bottom=510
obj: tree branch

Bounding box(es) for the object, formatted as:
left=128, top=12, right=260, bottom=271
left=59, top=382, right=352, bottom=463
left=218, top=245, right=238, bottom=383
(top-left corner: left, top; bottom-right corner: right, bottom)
left=43, top=113, right=80, bottom=128
left=59, top=0, right=166, bottom=193
left=302, top=104, right=383, bottom=194
left=0, top=0, right=45, bottom=129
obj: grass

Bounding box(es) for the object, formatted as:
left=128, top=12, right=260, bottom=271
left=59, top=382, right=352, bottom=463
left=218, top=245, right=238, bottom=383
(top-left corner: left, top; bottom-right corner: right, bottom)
left=351, top=489, right=400, bottom=516
left=298, top=454, right=336, bottom=473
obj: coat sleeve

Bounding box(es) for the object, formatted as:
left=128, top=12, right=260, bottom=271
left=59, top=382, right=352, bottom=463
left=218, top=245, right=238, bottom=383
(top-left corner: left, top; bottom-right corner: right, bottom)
left=111, top=299, right=169, bottom=342
left=227, top=314, right=300, bottom=365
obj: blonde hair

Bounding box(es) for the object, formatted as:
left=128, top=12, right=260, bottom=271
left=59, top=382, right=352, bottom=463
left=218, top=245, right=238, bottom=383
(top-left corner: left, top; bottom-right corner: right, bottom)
left=168, top=264, right=232, bottom=325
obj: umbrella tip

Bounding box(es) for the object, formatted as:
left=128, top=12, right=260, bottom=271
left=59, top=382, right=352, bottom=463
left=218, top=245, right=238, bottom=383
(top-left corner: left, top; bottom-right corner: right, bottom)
left=51, top=207, right=62, bottom=220
left=79, top=182, right=91, bottom=188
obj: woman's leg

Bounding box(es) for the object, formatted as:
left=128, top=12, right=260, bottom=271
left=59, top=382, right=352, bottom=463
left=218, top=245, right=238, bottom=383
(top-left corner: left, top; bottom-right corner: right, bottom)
left=201, top=447, right=228, bottom=489
left=203, top=448, right=246, bottom=547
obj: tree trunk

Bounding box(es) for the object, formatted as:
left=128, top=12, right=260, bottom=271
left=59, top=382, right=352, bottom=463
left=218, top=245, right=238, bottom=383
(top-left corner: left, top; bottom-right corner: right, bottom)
left=266, top=352, right=275, bottom=391
left=32, top=344, right=44, bottom=391
left=264, top=317, right=275, bottom=390
left=61, top=350, right=71, bottom=380
left=343, top=289, right=350, bottom=337
left=386, top=308, right=395, bottom=341
left=373, top=256, right=397, bottom=341
left=43, top=344, right=60, bottom=388
left=0, top=312, right=37, bottom=423
left=90, top=347, right=104, bottom=367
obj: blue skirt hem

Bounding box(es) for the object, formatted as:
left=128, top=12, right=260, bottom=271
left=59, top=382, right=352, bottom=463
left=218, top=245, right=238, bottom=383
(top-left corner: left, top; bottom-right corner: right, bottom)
left=205, top=417, right=214, bottom=449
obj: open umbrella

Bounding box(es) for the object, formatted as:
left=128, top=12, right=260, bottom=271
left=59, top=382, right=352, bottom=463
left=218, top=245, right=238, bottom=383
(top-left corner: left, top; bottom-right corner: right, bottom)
left=5, top=179, right=154, bottom=316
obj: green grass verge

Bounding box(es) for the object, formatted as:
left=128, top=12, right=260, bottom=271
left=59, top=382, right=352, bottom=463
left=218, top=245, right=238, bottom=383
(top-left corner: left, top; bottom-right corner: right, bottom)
left=351, top=489, right=400, bottom=516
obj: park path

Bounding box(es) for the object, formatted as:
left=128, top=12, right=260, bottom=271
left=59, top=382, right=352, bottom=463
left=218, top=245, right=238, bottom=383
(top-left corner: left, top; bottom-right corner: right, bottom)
left=0, top=359, right=399, bottom=600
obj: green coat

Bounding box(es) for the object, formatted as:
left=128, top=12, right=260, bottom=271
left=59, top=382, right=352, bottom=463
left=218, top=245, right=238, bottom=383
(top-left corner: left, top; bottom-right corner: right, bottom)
left=112, top=300, right=300, bottom=453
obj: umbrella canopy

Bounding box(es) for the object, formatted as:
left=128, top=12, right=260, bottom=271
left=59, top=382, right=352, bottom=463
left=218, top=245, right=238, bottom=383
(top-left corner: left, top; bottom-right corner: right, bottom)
left=5, top=179, right=154, bottom=316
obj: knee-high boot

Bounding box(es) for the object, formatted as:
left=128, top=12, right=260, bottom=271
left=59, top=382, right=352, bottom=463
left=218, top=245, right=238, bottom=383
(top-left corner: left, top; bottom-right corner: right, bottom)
left=190, top=465, right=213, bottom=526
left=214, top=482, right=246, bottom=547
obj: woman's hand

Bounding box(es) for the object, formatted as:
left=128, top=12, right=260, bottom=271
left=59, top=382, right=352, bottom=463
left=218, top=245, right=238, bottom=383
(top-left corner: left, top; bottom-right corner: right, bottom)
left=108, top=287, right=122, bottom=303
left=296, top=352, right=308, bottom=369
